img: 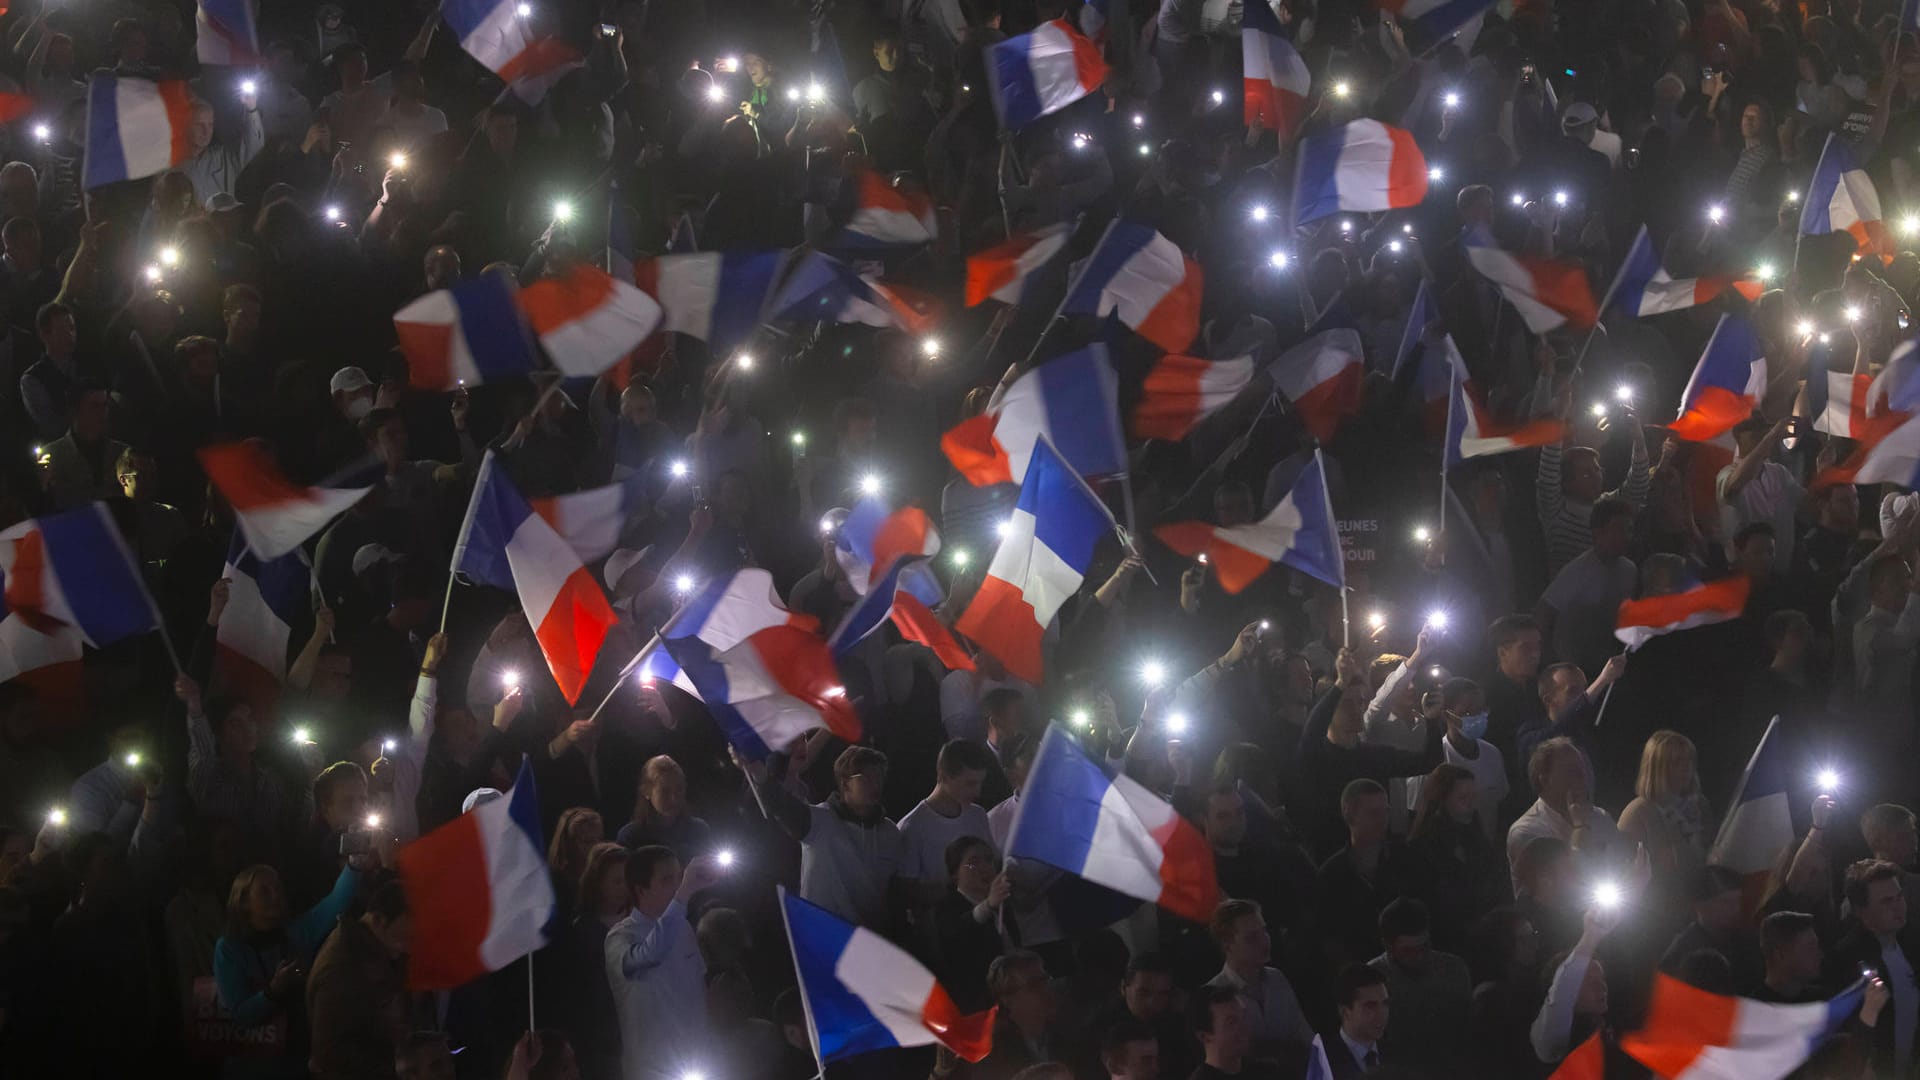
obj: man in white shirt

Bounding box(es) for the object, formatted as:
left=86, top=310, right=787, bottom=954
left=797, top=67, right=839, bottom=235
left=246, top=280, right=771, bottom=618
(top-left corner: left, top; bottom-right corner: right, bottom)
left=605, top=845, right=720, bottom=1079
left=1718, top=415, right=1805, bottom=575
left=1507, top=737, right=1621, bottom=894
left=1362, top=627, right=1439, bottom=832
left=1405, top=678, right=1508, bottom=840
left=1205, top=900, right=1315, bottom=1060
left=898, top=739, right=996, bottom=895
left=1537, top=495, right=1638, bottom=675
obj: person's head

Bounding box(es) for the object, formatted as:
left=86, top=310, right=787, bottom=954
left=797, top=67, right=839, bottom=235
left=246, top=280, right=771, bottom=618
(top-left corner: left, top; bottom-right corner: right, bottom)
left=111, top=18, right=148, bottom=64
left=1563, top=446, right=1604, bottom=502
left=1634, top=730, right=1698, bottom=804
left=1529, top=737, right=1589, bottom=811
left=336, top=42, right=369, bottom=86
left=69, top=383, right=109, bottom=441
left=1120, top=952, right=1174, bottom=1020
left=223, top=284, right=262, bottom=344
left=1335, top=964, right=1390, bottom=1044
left=0, top=162, right=36, bottom=222
left=2, top=216, right=40, bottom=273
left=625, top=844, right=683, bottom=918
left=208, top=696, right=256, bottom=761
left=1341, top=778, right=1390, bottom=848
left=989, top=950, right=1055, bottom=1030
left=1589, top=495, right=1634, bottom=559
left=1862, top=804, right=1919, bottom=867
left=619, top=382, right=656, bottom=425
left=1099, top=1019, right=1160, bottom=1080
left=313, top=761, right=368, bottom=831
left=1733, top=522, right=1777, bottom=578
left=224, top=863, right=289, bottom=936
left=1739, top=101, right=1771, bottom=144
left=1439, top=676, right=1485, bottom=736
left=1759, top=910, right=1822, bottom=984
left=1490, top=614, right=1543, bottom=680
left=1379, top=897, right=1434, bottom=972
left=1210, top=899, right=1271, bottom=972
left=1212, top=481, right=1255, bottom=528
left=946, top=835, right=999, bottom=896
left=1189, top=985, right=1250, bottom=1064
left=330, top=366, right=375, bottom=420
left=1371, top=653, right=1419, bottom=715
left=1474, top=907, right=1541, bottom=978
left=1765, top=609, right=1812, bottom=668
left=424, top=245, right=463, bottom=290
left=577, top=842, right=631, bottom=920
left=483, top=102, right=519, bottom=157
left=1204, top=784, right=1247, bottom=851
left=548, top=808, right=603, bottom=875
left=743, top=51, right=773, bottom=85
left=395, top=1031, right=455, bottom=1080
left=392, top=60, right=427, bottom=104
left=697, top=907, right=751, bottom=970
left=934, top=739, right=993, bottom=805
left=1689, top=864, right=1745, bottom=935
left=638, top=755, right=688, bottom=821
left=982, top=687, right=1028, bottom=741
left=1845, top=858, right=1907, bottom=936
left=872, top=33, right=900, bottom=72
left=1817, top=483, right=1860, bottom=531
left=1535, top=662, right=1583, bottom=716
left=1415, top=763, right=1479, bottom=833
left=833, top=746, right=888, bottom=812
left=1866, top=554, right=1913, bottom=612
left=36, top=301, right=76, bottom=358
left=364, top=880, right=413, bottom=957
left=189, top=100, right=216, bottom=153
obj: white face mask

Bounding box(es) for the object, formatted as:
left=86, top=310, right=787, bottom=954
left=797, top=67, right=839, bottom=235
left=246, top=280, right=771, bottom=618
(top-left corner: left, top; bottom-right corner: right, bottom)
left=345, top=395, right=373, bottom=420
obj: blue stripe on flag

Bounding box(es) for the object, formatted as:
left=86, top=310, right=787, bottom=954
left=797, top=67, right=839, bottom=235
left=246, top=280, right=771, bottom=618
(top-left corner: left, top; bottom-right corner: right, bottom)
left=39, top=504, right=156, bottom=646
left=712, top=253, right=782, bottom=356
left=1006, top=726, right=1110, bottom=875
left=660, top=635, right=774, bottom=758
left=1740, top=721, right=1790, bottom=802
left=828, top=560, right=900, bottom=656
left=1392, top=280, right=1437, bottom=382
left=439, top=0, right=499, bottom=40
left=1020, top=439, right=1112, bottom=569
left=988, top=35, right=1045, bottom=128
left=1063, top=221, right=1156, bottom=317
left=781, top=890, right=899, bottom=1062
left=1292, top=126, right=1347, bottom=225
left=1274, top=455, right=1344, bottom=589
left=83, top=75, right=132, bottom=189
left=227, top=532, right=310, bottom=626
left=1035, top=346, right=1127, bottom=476
left=505, top=756, right=551, bottom=855
left=453, top=271, right=538, bottom=380
left=452, top=456, right=533, bottom=592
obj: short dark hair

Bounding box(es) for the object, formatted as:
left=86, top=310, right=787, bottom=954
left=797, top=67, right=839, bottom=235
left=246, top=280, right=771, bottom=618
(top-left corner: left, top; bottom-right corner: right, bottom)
left=1099, top=1019, right=1156, bottom=1071
left=1208, top=898, right=1261, bottom=947
left=942, top=834, right=994, bottom=880
left=1440, top=676, right=1479, bottom=711
left=1334, top=963, right=1387, bottom=1008
left=1488, top=614, right=1539, bottom=652
left=366, top=878, right=409, bottom=922
left=1187, top=984, right=1240, bottom=1035
left=1590, top=494, right=1634, bottom=534
left=1536, top=661, right=1582, bottom=698
left=1759, top=910, right=1817, bottom=955
left=1124, top=951, right=1173, bottom=982
left=982, top=687, right=1024, bottom=718
left=1378, top=897, right=1430, bottom=942
left=937, top=738, right=995, bottom=778
left=986, top=950, right=1045, bottom=1002
left=35, top=300, right=72, bottom=334
left=624, top=844, right=679, bottom=892
left=312, top=761, right=365, bottom=807
left=110, top=18, right=146, bottom=48
left=1733, top=521, right=1776, bottom=549
left=833, top=745, right=887, bottom=786
left=1845, top=858, right=1903, bottom=910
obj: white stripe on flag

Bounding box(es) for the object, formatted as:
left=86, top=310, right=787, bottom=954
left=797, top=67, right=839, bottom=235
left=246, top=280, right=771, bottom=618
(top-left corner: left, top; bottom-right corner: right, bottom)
left=833, top=925, right=940, bottom=1048
left=115, top=80, right=177, bottom=179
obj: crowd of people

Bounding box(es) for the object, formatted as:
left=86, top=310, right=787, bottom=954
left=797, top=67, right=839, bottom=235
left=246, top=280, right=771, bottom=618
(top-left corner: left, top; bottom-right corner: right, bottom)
left=3, top=0, right=1920, bottom=1078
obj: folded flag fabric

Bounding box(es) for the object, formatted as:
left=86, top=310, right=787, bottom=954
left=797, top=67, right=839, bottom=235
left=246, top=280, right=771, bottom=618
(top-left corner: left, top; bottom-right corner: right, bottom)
left=956, top=439, right=1114, bottom=683
left=1007, top=725, right=1219, bottom=921
left=501, top=35, right=584, bottom=105
left=1156, top=448, right=1344, bottom=593
left=1266, top=326, right=1365, bottom=443
left=196, top=0, right=260, bottom=64
left=1814, top=411, right=1920, bottom=491
left=1547, top=1032, right=1605, bottom=1080
left=398, top=756, right=555, bottom=990
left=633, top=251, right=784, bottom=357
left=835, top=498, right=942, bottom=595
left=1242, top=0, right=1310, bottom=137
left=1707, top=715, right=1792, bottom=913
left=1614, top=575, right=1751, bottom=648
left=443, top=0, right=563, bottom=97
left=1061, top=221, right=1203, bottom=353
left=1305, top=1034, right=1336, bottom=1080
left=1375, top=0, right=1497, bottom=43
left=1392, top=280, right=1463, bottom=434
left=1619, top=973, right=1864, bottom=1080
left=1606, top=226, right=1764, bottom=318
left=200, top=442, right=373, bottom=559
left=525, top=473, right=648, bottom=566
left=0, top=614, right=83, bottom=714
left=1800, top=133, right=1892, bottom=259
left=213, top=534, right=307, bottom=716
left=663, top=623, right=860, bottom=759
left=780, top=886, right=995, bottom=1064
left=0, top=503, right=157, bottom=652
left=839, top=170, right=938, bottom=248
left=1444, top=368, right=1565, bottom=467
left=1813, top=370, right=1874, bottom=439
left=1292, top=119, right=1428, bottom=225
left=636, top=568, right=822, bottom=698
left=453, top=452, right=616, bottom=705
left=83, top=74, right=194, bottom=189
left=967, top=223, right=1073, bottom=307
left=1130, top=353, right=1255, bottom=441
left=774, top=251, right=938, bottom=333
left=1671, top=314, right=1766, bottom=442
left=516, top=264, right=663, bottom=377
left=828, top=556, right=965, bottom=661
left=942, top=344, right=1127, bottom=486
left=394, top=269, right=540, bottom=390
left=1463, top=226, right=1597, bottom=333
left=985, top=18, right=1108, bottom=130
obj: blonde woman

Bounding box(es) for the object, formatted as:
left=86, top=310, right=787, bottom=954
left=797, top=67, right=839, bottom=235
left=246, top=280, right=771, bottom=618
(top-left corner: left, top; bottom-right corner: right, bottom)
left=1617, top=731, right=1713, bottom=880
left=547, top=807, right=604, bottom=925
left=211, top=862, right=360, bottom=1077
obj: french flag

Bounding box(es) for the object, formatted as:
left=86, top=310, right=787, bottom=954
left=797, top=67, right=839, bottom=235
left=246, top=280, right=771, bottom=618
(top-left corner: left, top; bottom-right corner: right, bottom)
left=662, top=623, right=860, bottom=760
left=780, top=887, right=995, bottom=1065
left=1815, top=412, right=1920, bottom=492
left=1704, top=715, right=1792, bottom=914
left=1155, top=449, right=1344, bottom=594
left=1292, top=119, right=1428, bottom=225
left=774, top=251, right=939, bottom=333
left=1619, top=974, right=1864, bottom=1080
left=517, top=264, right=664, bottom=377
left=1242, top=0, right=1310, bottom=137
left=196, top=0, right=260, bottom=65
left=502, top=36, right=584, bottom=105
left=830, top=558, right=976, bottom=673
left=1444, top=368, right=1565, bottom=467
left=633, top=251, right=784, bottom=357
left=82, top=74, right=194, bottom=189
left=199, top=442, right=373, bottom=560
left=1813, top=370, right=1874, bottom=439
left=0, top=504, right=158, bottom=663
left=967, top=223, right=1072, bottom=307
left=636, top=568, right=819, bottom=695
left=453, top=452, right=616, bottom=705
left=1267, top=321, right=1364, bottom=443
left=1006, top=725, right=1219, bottom=922
left=212, top=535, right=307, bottom=717
left=444, top=0, right=552, bottom=95
left=835, top=499, right=942, bottom=595
left=985, top=18, right=1108, bottom=131
left=1800, top=133, right=1892, bottom=259
left=955, top=439, right=1114, bottom=683
left=1605, top=227, right=1764, bottom=318
left=394, top=270, right=540, bottom=390
left=1671, top=314, right=1766, bottom=442
left=1614, top=575, right=1751, bottom=648
left=839, top=170, right=937, bottom=248
left=1392, top=281, right=1464, bottom=434
left=1061, top=221, right=1203, bottom=353
left=526, top=474, right=648, bottom=566
left=0, top=614, right=83, bottom=715
left=1463, top=227, right=1597, bottom=333
left=1375, top=0, right=1497, bottom=42
left=1129, top=353, right=1254, bottom=441
left=941, top=345, right=1127, bottom=487
left=397, top=756, right=555, bottom=990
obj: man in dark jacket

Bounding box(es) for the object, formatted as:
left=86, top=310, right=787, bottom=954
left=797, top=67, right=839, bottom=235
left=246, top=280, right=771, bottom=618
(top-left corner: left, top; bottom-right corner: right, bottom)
left=307, top=880, right=413, bottom=1079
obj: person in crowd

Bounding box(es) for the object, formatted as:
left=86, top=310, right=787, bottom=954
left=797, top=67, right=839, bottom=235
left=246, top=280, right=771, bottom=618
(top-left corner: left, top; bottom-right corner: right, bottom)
left=617, top=755, right=712, bottom=858
left=606, top=845, right=719, bottom=1079
left=550, top=842, right=629, bottom=1078
left=926, top=835, right=1008, bottom=1012
left=1829, top=859, right=1919, bottom=1075
left=954, top=950, right=1065, bottom=1079
left=212, top=860, right=362, bottom=1078
left=1482, top=614, right=1546, bottom=814
left=900, top=739, right=996, bottom=894
left=1530, top=905, right=1620, bottom=1071
left=306, top=880, right=413, bottom=1080
left=1317, top=779, right=1426, bottom=968
left=548, top=807, right=605, bottom=926
left=1185, top=985, right=1282, bottom=1080
left=737, top=744, right=903, bottom=929
left=1536, top=495, right=1638, bottom=675
left=1507, top=738, right=1622, bottom=893
left=1322, top=963, right=1393, bottom=1078
left=1535, top=416, right=1651, bottom=579
left=1659, top=864, right=1763, bottom=990
left=1204, top=899, right=1315, bottom=1062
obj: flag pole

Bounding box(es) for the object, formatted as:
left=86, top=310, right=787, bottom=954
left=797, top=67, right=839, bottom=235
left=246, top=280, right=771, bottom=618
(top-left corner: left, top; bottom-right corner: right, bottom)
left=1591, top=645, right=1635, bottom=726
left=1312, top=448, right=1350, bottom=649
left=526, top=950, right=536, bottom=1032
left=775, top=885, right=830, bottom=1080
left=438, top=572, right=458, bottom=633
left=585, top=629, right=666, bottom=725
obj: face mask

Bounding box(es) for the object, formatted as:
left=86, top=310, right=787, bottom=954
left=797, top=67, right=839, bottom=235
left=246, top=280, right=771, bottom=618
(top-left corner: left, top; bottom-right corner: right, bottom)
left=1457, top=711, right=1489, bottom=741
left=345, top=396, right=373, bottom=420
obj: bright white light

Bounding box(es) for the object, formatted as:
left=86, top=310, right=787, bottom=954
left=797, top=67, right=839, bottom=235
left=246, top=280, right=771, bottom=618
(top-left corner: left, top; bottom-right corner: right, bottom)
left=1070, top=132, right=1091, bottom=150
left=806, top=82, right=825, bottom=103
left=1140, top=660, right=1166, bottom=687
left=1707, top=204, right=1726, bottom=224
left=710, top=84, right=729, bottom=103
left=1785, top=190, right=1801, bottom=204
left=502, top=670, right=521, bottom=689
left=1332, top=81, right=1352, bottom=99
left=124, top=752, right=142, bottom=768
left=291, top=726, right=313, bottom=744
left=1902, top=215, right=1920, bottom=237
left=670, top=460, right=689, bottom=478
left=950, top=548, right=971, bottom=568
left=159, top=246, right=180, bottom=267
left=1388, top=240, right=1403, bottom=253
left=1137, top=143, right=1152, bottom=157
left=143, top=264, right=162, bottom=283
left=735, top=352, right=754, bottom=371
left=1366, top=611, right=1386, bottom=630
left=325, top=205, right=341, bottom=222
left=1845, top=305, right=1862, bottom=322
left=818, top=514, right=835, bottom=535
left=382, top=738, right=397, bottom=752
left=1553, top=190, right=1569, bottom=207
left=1166, top=713, right=1190, bottom=735
left=715, top=849, right=736, bottom=868
left=1817, top=768, right=1841, bottom=792
left=859, top=473, right=882, bottom=496
left=1259, top=619, right=1271, bottom=631
left=1197, top=553, right=1209, bottom=565
left=1614, top=384, right=1633, bottom=403
left=1249, top=204, right=1270, bottom=223
left=1427, top=165, right=1445, bottom=182
left=1590, top=402, right=1608, bottom=418
left=1443, top=91, right=1461, bottom=109
left=46, top=807, right=65, bottom=826
left=1402, top=223, right=1414, bottom=234
left=365, top=813, right=382, bottom=829
left=1756, top=262, right=1776, bottom=282
left=1210, top=89, right=1225, bottom=105
left=1510, top=192, right=1526, bottom=207
left=674, top=574, right=695, bottom=594
left=1819, top=332, right=1832, bottom=344
left=995, top=518, right=1012, bottom=538
left=1268, top=251, right=1290, bottom=270
left=791, top=431, right=807, bottom=448
left=552, top=200, right=574, bottom=223
left=32, top=123, right=50, bottom=142
left=1592, top=881, right=1623, bottom=909
left=785, top=86, right=800, bottom=102
left=1796, top=320, right=1815, bottom=338
left=1412, top=525, right=1431, bottom=543
left=240, top=79, right=257, bottom=96
left=1131, top=113, right=1145, bottom=128
left=515, top=2, right=532, bottom=16
left=1426, top=609, right=1450, bottom=630
left=1339, top=219, right=1353, bottom=234
left=389, top=151, right=408, bottom=170
left=1429, top=665, right=1444, bottom=679
left=1070, top=709, right=1091, bottom=728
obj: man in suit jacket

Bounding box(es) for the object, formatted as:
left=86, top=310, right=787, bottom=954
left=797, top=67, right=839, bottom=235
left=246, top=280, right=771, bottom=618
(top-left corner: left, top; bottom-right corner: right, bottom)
left=1324, top=965, right=1391, bottom=1079
left=1826, top=859, right=1914, bottom=1077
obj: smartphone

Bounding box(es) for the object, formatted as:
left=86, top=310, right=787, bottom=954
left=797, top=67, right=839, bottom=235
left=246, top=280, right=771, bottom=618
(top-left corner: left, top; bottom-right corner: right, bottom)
left=598, top=23, right=617, bottom=37
left=1702, top=66, right=1715, bottom=82
left=339, top=829, right=375, bottom=857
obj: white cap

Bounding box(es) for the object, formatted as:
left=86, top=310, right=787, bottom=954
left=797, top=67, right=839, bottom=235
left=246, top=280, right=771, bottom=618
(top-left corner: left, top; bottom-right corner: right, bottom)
left=462, top=788, right=504, bottom=813
left=330, top=366, right=373, bottom=394
left=352, top=543, right=399, bottom=577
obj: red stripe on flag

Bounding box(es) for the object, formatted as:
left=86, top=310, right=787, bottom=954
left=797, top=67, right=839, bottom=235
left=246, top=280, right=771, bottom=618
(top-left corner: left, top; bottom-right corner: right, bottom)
left=941, top=414, right=1014, bottom=486
left=532, top=567, right=615, bottom=705
left=1145, top=806, right=1220, bottom=922
left=1618, top=974, right=1739, bottom=1078
left=0, top=92, right=32, bottom=124
left=1063, top=18, right=1109, bottom=90
left=920, top=988, right=996, bottom=1062
left=892, top=592, right=975, bottom=672
left=1383, top=124, right=1430, bottom=206
left=1669, top=385, right=1754, bottom=441
left=395, top=319, right=457, bottom=390
left=966, top=252, right=1023, bottom=307
left=397, top=813, right=493, bottom=989
left=1130, top=354, right=1212, bottom=441
left=1547, top=1032, right=1606, bottom=1080
left=197, top=442, right=316, bottom=511
left=749, top=625, right=863, bottom=741
left=1847, top=371, right=1872, bottom=438
left=158, top=80, right=197, bottom=166
left=871, top=508, right=936, bottom=573
left=1133, top=258, right=1204, bottom=353
left=520, top=265, right=620, bottom=333
left=955, top=575, right=1046, bottom=683
left=1527, top=256, right=1599, bottom=327
left=1290, top=362, right=1363, bottom=443
left=1616, top=576, right=1751, bottom=633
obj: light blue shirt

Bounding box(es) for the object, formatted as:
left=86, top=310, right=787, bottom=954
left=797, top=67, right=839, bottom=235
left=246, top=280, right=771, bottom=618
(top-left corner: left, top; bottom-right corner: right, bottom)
left=606, top=899, right=707, bottom=1078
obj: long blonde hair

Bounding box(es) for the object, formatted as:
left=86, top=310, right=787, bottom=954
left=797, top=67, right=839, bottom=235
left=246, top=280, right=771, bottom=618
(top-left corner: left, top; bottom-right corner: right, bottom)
left=1634, top=730, right=1699, bottom=803
left=576, top=842, right=631, bottom=918
left=548, top=808, right=603, bottom=879
left=223, top=864, right=281, bottom=940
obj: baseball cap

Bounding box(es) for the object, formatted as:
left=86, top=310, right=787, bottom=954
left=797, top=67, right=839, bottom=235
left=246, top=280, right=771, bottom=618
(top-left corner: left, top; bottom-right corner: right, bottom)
left=352, top=543, right=400, bottom=577
left=329, top=366, right=372, bottom=394
left=205, top=192, right=241, bottom=213
left=1561, top=102, right=1598, bottom=130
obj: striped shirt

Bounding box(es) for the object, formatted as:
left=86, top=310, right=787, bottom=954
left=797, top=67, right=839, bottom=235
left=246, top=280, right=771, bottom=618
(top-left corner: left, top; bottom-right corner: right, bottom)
left=1536, top=441, right=1651, bottom=577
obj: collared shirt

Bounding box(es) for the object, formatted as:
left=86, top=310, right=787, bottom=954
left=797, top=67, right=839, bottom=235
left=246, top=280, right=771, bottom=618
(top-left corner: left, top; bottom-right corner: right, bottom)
left=1207, top=965, right=1314, bottom=1049
left=1506, top=798, right=1621, bottom=894
left=1340, top=1029, right=1380, bottom=1072
left=606, top=899, right=707, bottom=1078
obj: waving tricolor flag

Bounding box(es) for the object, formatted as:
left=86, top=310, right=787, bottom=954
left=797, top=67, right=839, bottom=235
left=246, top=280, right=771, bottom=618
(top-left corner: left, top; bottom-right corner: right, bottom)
left=1671, top=314, right=1766, bottom=441
left=0, top=505, right=158, bottom=694
left=1813, top=370, right=1875, bottom=439
left=941, top=345, right=1127, bottom=486
left=833, top=498, right=942, bottom=595
left=196, top=0, right=260, bottom=64
left=636, top=568, right=817, bottom=696
left=1061, top=221, right=1203, bottom=352
left=1008, top=725, right=1219, bottom=921
left=394, top=270, right=540, bottom=390
left=985, top=18, right=1108, bottom=130
left=664, top=626, right=860, bottom=759
left=200, top=443, right=373, bottom=559
left=1155, top=449, right=1344, bottom=594
left=1463, top=227, right=1597, bottom=332
left=1605, top=226, right=1764, bottom=317
left=1129, top=353, right=1255, bottom=440
left=453, top=452, right=616, bottom=705
left=398, top=757, right=556, bottom=989
left=1267, top=317, right=1365, bottom=443
left=1292, top=120, right=1428, bottom=225
left=443, top=0, right=577, bottom=104
left=633, top=251, right=785, bottom=358
left=526, top=473, right=649, bottom=566
left=1444, top=369, right=1565, bottom=467
left=1393, top=282, right=1466, bottom=434
left=956, top=439, right=1115, bottom=682
left=839, top=170, right=937, bottom=248
left=1242, top=0, right=1310, bottom=137
left=1706, top=715, right=1792, bottom=913
left=1619, top=974, right=1865, bottom=1080
left=1800, top=133, right=1892, bottom=259
left=830, top=556, right=973, bottom=672
left=83, top=74, right=195, bottom=189
left=1815, top=410, right=1920, bottom=491
left=213, top=534, right=307, bottom=716
left=1614, top=575, right=1750, bottom=648
left=774, top=251, right=939, bottom=333
left=1374, top=0, right=1497, bottom=43
left=781, top=887, right=995, bottom=1065
left=967, top=223, right=1073, bottom=307
left=518, top=264, right=664, bottom=377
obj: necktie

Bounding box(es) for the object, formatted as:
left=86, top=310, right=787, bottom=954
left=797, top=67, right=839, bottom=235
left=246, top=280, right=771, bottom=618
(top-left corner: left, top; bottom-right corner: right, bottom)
left=1364, top=1049, right=1380, bottom=1072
